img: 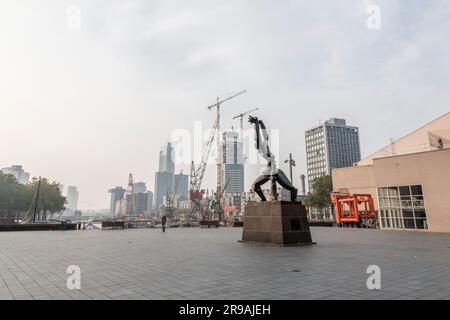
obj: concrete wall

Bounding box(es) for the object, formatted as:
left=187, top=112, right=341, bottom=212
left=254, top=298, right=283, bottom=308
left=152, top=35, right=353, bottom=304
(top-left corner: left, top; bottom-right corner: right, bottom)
left=333, top=149, right=450, bottom=233
left=373, top=149, right=450, bottom=233
left=332, top=165, right=377, bottom=207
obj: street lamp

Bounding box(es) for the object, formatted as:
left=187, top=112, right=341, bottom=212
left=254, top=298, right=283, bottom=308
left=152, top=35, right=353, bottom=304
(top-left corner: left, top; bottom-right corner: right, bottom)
left=284, top=153, right=296, bottom=184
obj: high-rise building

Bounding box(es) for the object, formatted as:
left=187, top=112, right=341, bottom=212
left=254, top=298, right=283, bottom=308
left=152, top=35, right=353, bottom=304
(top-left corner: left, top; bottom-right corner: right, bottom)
left=133, top=182, right=147, bottom=194
left=305, top=118, right=361, bottom=190
left=67, top=186, right=79, bottom=211
left=134, top=191, right=154, bottom=217
left=109, top=187, right=125, bottom=215
left=158, top=142, right=175, bottom=174
left=174, top=173, right=189, bottom=201
left=1, top=165, right=30, bottom=184
left=154, top=171, right=174, bottom=210
left=154, top=142, right=176, bottom=210
left=221, top=130, right=245, bottom=195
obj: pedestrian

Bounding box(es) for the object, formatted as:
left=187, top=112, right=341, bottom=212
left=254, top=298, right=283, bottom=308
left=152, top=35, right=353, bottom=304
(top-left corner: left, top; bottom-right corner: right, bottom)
left=161, top=215, right=167, bottom=233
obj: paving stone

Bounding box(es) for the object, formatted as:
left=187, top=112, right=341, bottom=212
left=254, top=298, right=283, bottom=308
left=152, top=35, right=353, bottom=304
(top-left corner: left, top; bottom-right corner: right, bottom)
left=0, top=227, right=449, bottom=300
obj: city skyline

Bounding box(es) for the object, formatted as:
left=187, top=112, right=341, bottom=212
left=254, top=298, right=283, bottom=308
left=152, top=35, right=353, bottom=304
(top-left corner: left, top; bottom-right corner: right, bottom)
left=1, top=1, right=450, bottom=209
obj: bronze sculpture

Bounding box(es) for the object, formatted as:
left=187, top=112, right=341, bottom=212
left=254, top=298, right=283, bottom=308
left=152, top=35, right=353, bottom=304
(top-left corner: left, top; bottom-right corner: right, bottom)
left=249, top=116, right=298, bottom=202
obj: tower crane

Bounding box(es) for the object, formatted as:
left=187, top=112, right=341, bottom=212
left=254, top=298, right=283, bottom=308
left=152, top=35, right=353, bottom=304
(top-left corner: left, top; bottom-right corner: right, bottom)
left=188, top=119, right=219, bottom=222
left=214, top=176, right=231, bottom=223
left=200, top=176, right=231, bottom=227
left=232, top=108, right=259, bottom=138
left=207, top=90, right=247, bottom=198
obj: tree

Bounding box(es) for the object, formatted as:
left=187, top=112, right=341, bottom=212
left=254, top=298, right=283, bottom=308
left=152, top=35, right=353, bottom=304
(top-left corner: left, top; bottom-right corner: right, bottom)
left=0, top=172, right=66, bottom=221
left=0, top=172, right=30, bottom=211
left=305, top=175, right=333, bottom=209
left=26, top=178, right=66, bottom=220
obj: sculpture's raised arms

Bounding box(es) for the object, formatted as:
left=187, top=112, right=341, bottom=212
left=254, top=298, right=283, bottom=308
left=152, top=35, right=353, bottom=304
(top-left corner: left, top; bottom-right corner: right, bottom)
left=248, top=116, right=298, bottom=202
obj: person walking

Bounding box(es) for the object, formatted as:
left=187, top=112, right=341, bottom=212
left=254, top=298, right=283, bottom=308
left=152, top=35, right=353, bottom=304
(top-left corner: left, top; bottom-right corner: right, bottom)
left=161, top=215, right=167, bottom=233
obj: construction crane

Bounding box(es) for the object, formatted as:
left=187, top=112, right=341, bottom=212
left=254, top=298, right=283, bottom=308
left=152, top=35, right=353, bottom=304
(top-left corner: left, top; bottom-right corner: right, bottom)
left=214, top=176, right=231, bottom=223
left=232, top=108, right=259, bottom=138
left=207, top=90, right=247, bottom=199
left=164, top=189, right=176, bottom=220
left=188, top=119, right=219, bottom=222
left=200, top=176, right=231, bottom=228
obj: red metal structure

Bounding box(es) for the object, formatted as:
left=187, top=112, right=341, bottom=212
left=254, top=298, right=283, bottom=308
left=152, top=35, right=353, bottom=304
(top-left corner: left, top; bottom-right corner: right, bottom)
left=331, top=192, right=378, bottom=228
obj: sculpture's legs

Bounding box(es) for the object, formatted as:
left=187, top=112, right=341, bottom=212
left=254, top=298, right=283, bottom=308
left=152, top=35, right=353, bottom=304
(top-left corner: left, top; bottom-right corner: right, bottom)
left=252, top=175, right=270, bottom=201
left=271, top=176, right=278, bottom=200
left=274, top=170, right=298, bottom=202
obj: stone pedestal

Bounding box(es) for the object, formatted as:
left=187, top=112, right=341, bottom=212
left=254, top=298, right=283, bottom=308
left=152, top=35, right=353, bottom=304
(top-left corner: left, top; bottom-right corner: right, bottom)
left=241, top=201, right=315, bottom=246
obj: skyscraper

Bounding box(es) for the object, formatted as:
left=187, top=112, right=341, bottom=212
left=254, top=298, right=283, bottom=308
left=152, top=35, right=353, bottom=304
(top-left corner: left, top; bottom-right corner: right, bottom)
left=67, top=186, right=79, bottom=211
left=1, top=165, right=30, bottom=184
left=133, top=182, right=147, bottom=193
left=154, top=171, right=174, bottom=210
left=134, top=191, right=154, bottom=218
left=174, top=173, right=189, bottom=201
left=221, top=130, right=245, bottom=195
left=109, top=187, right=125, bottom=215
left=158, top=142, right=175, bottom=174
left=305, top=118, right=361, bottom=190
left=154, top=143, right=176, bottom=210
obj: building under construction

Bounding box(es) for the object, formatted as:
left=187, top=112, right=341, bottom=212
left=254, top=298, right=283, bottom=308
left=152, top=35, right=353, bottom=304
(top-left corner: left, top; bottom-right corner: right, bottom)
left=184, top=91, right=248, bottom=226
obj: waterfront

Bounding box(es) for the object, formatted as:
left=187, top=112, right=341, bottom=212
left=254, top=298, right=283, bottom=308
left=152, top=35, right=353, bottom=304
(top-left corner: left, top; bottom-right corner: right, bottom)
left=0, top=227, right=449, bottom=300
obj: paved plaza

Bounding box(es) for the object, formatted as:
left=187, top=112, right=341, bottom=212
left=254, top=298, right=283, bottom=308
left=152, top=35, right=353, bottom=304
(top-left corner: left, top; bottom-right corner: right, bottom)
left=0, top=227, right=449, bottom=300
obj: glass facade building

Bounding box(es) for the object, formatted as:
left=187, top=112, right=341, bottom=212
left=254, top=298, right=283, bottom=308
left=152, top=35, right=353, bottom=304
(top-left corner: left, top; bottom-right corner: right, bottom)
left=221, top=130, right=245, bottom=196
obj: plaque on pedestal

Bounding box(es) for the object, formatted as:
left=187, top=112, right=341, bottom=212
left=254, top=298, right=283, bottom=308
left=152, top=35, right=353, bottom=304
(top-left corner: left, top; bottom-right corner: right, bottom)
left=241, top=201, right=315, bottom=247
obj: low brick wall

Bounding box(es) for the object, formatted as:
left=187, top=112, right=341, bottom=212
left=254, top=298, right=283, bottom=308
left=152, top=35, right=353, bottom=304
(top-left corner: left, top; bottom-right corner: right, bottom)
left=0, top=223, right=77, bottom=232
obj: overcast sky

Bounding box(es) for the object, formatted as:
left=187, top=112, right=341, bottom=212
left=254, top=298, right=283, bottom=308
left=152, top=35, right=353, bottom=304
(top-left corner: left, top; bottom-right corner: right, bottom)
left=1, top=0, right=449, bottom=209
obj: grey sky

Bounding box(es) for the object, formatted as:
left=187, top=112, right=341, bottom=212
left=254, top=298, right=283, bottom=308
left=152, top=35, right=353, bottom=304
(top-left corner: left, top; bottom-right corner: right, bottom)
left=1, top=0, right=449, bottom=209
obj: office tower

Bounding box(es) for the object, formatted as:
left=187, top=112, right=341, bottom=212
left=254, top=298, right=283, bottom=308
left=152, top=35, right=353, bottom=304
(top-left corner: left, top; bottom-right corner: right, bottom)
left=305, top=118, right=361, bottom=190
left=174, top=173, right=189, bottom=201
left=133, top=191, right=154, bottom=218
left=132, top=192, right=146, bottom=215
left=67, top=186, right=79, bottom=211
left=221, top=130, right=245, bottom=195
left=109, top=187, right=126, bottom=215
left=158, top=142, right=175, bottom=174
left=154, top=142, right=176, bottom=210
left=154, top=171, right=174, bottom=210
left=133, top=182, right=147, bottom=194
left=1, top=165, right=30, bottom=184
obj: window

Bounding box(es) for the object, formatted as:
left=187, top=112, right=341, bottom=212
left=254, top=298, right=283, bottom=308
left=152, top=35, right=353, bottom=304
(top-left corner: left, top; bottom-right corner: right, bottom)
left=377, top=185, right=428, bottom=230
